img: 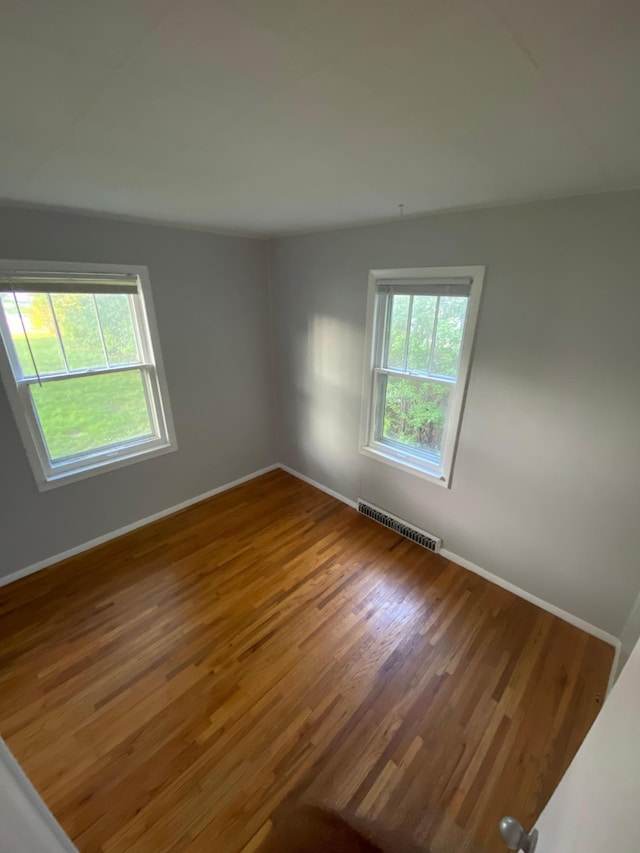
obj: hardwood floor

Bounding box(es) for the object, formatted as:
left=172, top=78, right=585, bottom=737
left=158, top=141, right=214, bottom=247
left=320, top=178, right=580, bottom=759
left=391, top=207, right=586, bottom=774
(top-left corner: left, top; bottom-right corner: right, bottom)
left=0, top=469, right=613, bottom=852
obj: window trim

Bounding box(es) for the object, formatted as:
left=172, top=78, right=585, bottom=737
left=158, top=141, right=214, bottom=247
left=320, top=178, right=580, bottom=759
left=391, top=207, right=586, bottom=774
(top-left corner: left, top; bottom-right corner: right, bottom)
left=359, top=266, right=485, bottom=488
left=0, top=260, right=177, bottom=491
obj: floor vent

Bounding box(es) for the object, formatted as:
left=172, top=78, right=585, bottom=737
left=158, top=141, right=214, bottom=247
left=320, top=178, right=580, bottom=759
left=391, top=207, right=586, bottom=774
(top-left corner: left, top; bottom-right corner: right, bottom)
left=357, top=500, right=442, bottom=553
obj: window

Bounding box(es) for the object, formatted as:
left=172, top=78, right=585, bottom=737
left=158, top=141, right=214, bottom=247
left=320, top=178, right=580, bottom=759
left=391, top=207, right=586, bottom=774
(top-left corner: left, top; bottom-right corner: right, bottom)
left=360, top=266, right=484, bottom=487
left=0, top=261, right=176, bottom=490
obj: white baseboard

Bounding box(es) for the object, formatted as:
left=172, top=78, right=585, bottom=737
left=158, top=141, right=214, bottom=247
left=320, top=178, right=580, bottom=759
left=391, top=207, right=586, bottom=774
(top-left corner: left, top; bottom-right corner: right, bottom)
left=278, top=464, right=358, bottom=509
left=439, top=548, right=620, bottom=652
left=1, top=460, right=621, bottom=670
left=0, top=464, right=280, bottom=589
left=278, top=465, right=621, bottom=655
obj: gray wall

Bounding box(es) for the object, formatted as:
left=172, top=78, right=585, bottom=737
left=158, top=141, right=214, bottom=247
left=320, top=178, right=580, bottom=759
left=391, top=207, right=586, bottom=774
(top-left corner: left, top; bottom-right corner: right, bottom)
left=0, top=206, right=276, bottom=580
left=2, top=194, right=639, bottom=639
left=270, top=191, right=640, bottom=637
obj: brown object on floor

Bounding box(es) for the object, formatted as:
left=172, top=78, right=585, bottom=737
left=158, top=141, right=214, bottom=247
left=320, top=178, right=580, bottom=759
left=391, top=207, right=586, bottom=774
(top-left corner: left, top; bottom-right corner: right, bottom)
left=0, top=470, right=613, bottom=852
left=258, top=804, right=426, bottom=852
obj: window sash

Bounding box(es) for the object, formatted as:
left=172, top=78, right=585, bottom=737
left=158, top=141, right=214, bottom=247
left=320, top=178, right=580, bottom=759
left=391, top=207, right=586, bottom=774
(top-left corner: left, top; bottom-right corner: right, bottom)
left=370, top=370, right=448, bottom=469
left=18, top=364, right=166, bottom=477
left=377, top=290, right=469, bottom=379
left=374, top=366, right=455, bottom=386
left=374, top=287, right=457, bottom=467
left=15, top=362, right=155, bottom=386
left=373, top=283, right=470, bottom=383
left=0, top=264, right=175, bottom=488
left=2, top=290, right=145, bottom=380
left=16, top=361, right=155, bottom=387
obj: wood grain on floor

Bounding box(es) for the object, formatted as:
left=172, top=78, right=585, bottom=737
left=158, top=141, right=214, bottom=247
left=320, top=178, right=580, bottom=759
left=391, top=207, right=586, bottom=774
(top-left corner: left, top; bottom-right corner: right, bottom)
left=0, top=469, right=613, bottom=852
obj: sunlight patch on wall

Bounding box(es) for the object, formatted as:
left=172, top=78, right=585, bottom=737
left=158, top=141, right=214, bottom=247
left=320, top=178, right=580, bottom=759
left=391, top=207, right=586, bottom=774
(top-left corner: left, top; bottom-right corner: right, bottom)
left=299, top=314, right=361, bottom=479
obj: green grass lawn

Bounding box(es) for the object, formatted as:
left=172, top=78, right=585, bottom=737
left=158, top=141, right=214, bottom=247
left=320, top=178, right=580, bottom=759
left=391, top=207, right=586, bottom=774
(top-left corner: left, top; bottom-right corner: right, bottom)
left=15, top=335, right=152, bottom=461
left=14, top=333, right=65, bottom=374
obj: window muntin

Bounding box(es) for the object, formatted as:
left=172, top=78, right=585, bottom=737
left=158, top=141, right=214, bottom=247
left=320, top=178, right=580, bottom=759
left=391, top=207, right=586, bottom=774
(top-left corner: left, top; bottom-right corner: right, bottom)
left=0, top=264, right=176, bottom=489
left=361, top=267, right=484, bottom=487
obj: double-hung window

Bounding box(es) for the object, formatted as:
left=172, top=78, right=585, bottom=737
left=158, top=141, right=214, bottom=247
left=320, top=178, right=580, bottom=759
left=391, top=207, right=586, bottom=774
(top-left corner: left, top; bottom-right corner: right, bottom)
left=361, top=266, right=484, bottom=487
left=0, top=261, right=176, bottom=490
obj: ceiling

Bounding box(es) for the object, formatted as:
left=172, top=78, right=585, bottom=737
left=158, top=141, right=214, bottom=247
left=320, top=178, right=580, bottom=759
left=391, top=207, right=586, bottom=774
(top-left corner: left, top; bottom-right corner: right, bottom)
left=1, top=0, right=639, bottom=236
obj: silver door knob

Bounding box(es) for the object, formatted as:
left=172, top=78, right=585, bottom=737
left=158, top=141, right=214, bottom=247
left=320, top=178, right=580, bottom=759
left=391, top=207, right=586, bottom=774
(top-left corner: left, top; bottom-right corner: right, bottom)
left=499, top=816, right=538, bottom=852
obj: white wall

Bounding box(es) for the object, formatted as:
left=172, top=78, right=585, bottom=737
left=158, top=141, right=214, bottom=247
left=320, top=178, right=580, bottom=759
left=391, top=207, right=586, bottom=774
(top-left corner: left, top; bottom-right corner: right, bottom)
left=270, top=191, right=640, bottom=637
left=0, top=738, right=76, bottom=853
left=618, top=589, right=640, bottom=673
left=0, top=205, right=276, bottom=581
left=535, top=635, right=640, bottom=852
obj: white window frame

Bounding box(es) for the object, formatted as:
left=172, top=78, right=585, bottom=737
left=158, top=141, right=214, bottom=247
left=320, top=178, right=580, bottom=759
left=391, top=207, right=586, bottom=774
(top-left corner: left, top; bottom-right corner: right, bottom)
left=360, top=265, right=484, bottom=488
left=0, top=260, right=177, bottom=491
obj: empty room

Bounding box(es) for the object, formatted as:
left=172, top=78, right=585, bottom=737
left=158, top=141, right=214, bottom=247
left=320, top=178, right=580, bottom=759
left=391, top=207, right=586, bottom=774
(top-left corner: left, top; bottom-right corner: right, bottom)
left=1, top=2, right=639, bottom=852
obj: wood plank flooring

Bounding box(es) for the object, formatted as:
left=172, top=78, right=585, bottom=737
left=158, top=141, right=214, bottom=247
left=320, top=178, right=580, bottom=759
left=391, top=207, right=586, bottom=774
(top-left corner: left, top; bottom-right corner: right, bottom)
left=0, top=469, right=613, bottom=852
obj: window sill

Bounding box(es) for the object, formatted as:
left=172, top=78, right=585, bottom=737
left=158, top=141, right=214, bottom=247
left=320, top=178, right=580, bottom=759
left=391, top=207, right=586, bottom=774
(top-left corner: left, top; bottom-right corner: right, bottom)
left=36, top=441, right=178, bottom=491
left=360, top=444, right=450, bottom=488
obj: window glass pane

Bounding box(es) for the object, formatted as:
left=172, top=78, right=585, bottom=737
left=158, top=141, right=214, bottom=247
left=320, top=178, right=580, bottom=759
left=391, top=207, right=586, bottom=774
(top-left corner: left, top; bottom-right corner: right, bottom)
left=432, top=296, right=468, bottom=378
left=385, top=294, right=410, bottom=369
left=407, top=294, right=437, bottom=373
left=95, top=294, right=140, bottom=366
left=30, top=370, right=153, bottom=462
left=381, top=374, right=451, bottom=461
left=51, top=293, right=106, bottom=370
left=0, top=292, right=65, bottom=376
